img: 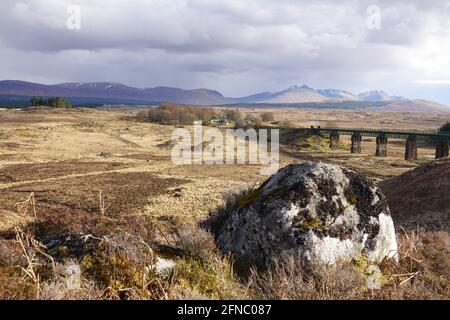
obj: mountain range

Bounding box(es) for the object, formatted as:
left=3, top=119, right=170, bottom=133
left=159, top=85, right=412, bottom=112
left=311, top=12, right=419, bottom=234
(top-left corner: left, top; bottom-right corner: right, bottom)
left=0, top=80, right=449, bottom=113
left=0, top=80, right=227, bottom=105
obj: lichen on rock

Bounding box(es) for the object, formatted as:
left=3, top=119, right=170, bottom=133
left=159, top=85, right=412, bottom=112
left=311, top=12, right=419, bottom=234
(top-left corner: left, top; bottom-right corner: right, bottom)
left=211, top=161, right=398, bottom=271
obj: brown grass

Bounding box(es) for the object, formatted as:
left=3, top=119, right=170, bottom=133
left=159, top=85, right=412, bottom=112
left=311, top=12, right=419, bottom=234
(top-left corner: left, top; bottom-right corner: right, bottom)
left=0, top=107, right=449, bottom=300
left=0, top=201, right=448, bottom=300
left=0, top=161, right=129, bottom=183
left=379, top=159, right=450, bottom=232
left=1, top=172, right=188, bottom=216
left=248, top=256, right=364, bottom=300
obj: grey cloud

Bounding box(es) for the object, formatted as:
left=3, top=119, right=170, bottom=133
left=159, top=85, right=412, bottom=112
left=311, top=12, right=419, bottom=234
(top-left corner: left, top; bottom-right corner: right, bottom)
left=0, top=0, right=449, bottom=104
left=0, top=0, right=362, bottom=53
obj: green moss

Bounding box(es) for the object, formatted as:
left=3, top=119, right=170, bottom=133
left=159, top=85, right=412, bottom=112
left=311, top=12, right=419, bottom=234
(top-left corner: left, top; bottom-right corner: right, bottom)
left=172, top=256, right=242, bottom=299
left=239, top=187, right=292, bottom=207
left=49, top=245, right=69, bottom=258
left=237, top=188, right=261, bottom=208
left=352, top=255, right=369, bottom=273
left=346, top=195, right=358, bottom=205
left=351, top=255, right=389, bottom=288
left=264, top=187, right=288, bottom=202
left=337, top=195, right=358, bottom=214
left=297, top=217, right=325, bottom=231
left=338, top=204, right=347, bottom=214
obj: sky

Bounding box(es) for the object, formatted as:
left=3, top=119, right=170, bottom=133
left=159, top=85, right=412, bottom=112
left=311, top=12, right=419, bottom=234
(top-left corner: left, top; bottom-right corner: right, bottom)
left=1, top=0, right=450, bottom=104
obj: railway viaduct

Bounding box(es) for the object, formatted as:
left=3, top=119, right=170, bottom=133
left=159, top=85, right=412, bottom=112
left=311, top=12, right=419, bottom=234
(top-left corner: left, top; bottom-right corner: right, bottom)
left=311, top=126, right=450, bottom=160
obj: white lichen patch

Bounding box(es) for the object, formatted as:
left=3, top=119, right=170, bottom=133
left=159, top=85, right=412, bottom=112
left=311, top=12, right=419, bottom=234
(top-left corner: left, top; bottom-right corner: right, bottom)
left=333, top=205, right=360, bottom=227
left=307, top=231, right=366, bottom=265
left=282, top=203, right=302, bottom=224
left=369, top=216, right=379, bottom=225
left=370, top=187, right=380, bottom=205
left=368, top=213, right=398, bottom=262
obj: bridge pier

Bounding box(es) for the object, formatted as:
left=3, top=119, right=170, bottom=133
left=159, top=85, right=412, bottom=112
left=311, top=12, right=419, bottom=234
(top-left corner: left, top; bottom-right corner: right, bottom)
left=351, top=133, right=362, bottom=153
left=404, top=135, right=417, bottom=161
left=435, top=139, right=449, bottom=159
left=310, top=126, right=321, bottom=135
left=376, top=135, right=388, bottom=157
left=329, top=131, right=340, bottom=149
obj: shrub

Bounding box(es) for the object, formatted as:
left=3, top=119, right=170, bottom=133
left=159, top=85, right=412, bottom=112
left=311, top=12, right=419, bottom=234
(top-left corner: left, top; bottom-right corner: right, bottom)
left=171, top=254, right=242, bottom=299
left=248, top=255, right=364, bottom=300
left=0, top=268, right=37, bottom=300
left=175, top=227, right=217, bottom=264
left=225, top=109, right=242, bottom=122
left=137, top=104, right=217, bottom=125
left=136, top=110, right=148, bottom=121
left=170, top=227, right=245, bottom=299
left=234, top=119, right=248, bottom=129
left=374, top=230, right=450, bottom=299
left=261, top=112, right=275, bottom=122
left=245, top=114, right=263, bottom=126
left=280, top=120, right=294, bottom=128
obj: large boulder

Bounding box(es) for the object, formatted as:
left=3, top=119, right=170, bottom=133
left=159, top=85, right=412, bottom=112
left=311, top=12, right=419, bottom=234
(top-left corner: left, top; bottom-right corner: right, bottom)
left=214, top=162, right=397, bottom=269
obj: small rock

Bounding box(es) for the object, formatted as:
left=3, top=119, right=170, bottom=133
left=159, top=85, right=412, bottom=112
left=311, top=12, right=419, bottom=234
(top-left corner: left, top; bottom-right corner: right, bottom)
left=98, top=152, right=111, bottom=158
left=155, top=257, right=176, bottom=277
left=174, top=188, right=184, bottom=198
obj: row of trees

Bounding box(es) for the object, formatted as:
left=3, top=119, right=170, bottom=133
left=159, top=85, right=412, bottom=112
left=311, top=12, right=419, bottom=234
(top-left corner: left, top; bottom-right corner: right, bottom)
left=30, top=96, right=72, bottom=109
left=230, top=111, right=276, bottom=128
left=223, top=109, right=275, bottom=123
left=137, top=103, right=277, bottom=127
left=136, top=103, right=217, bottom=125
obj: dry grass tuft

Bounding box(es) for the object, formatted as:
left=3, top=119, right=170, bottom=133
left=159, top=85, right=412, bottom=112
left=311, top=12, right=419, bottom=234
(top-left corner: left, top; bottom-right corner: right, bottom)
left=374, top=229, right=450, bottom=299
left=80, top=232, right=169, bottom=300
left=247, top=255, right=364, bottom=300
left=169, top=226, right=245, bottom=299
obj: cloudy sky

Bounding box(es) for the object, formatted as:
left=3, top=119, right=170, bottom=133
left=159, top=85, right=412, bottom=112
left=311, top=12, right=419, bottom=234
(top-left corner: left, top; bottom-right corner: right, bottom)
left=1, top=0, right=450, bottom=104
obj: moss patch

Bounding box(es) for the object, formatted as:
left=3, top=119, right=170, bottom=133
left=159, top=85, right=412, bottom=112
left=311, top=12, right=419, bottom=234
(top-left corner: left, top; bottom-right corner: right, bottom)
left=346, top=195, right=358, bottom=205
left=237, top=188, right=261, bottom=209
left=296, top=216, right=326, bottom=231
left=263, top=187, right=289, bottom=202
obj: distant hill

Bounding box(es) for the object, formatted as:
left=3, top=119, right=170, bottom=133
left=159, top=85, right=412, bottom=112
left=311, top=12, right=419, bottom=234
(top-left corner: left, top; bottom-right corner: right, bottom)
left=235, top=85, right=330, bottom=104
left=380, top=159, right=450, bottom=231
left=376, top=99, right=450, bottom=113
left=234, top=86, right=410, bottom=104
left=317, top=89, right=359, bottom=101
left=0, top=80, right=448, bottom=112
left=358, top=90, right=394, bottom=101
left=232, top=91, right=275, bottom=103
left=261, top=85, right=330, bottom=103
